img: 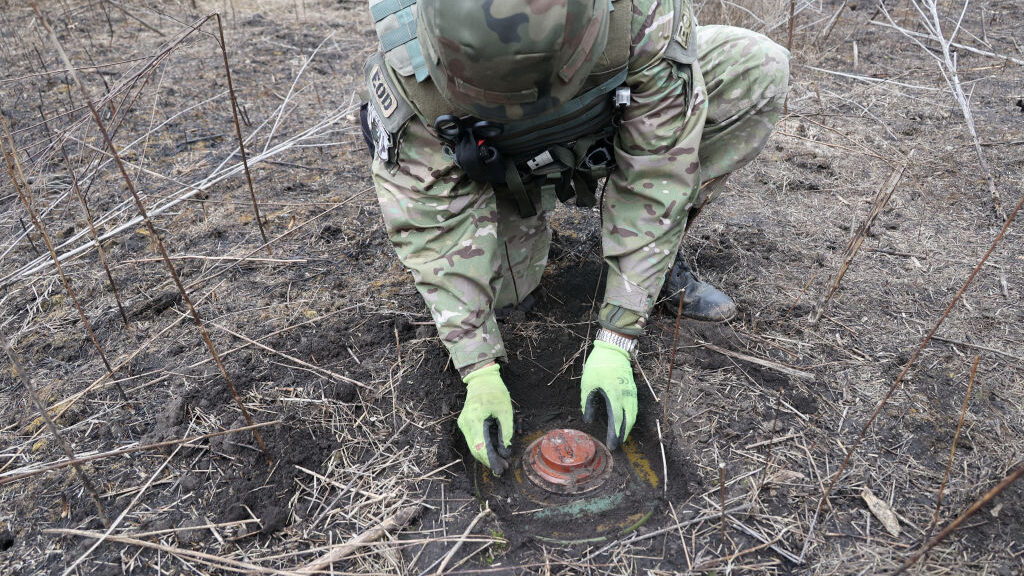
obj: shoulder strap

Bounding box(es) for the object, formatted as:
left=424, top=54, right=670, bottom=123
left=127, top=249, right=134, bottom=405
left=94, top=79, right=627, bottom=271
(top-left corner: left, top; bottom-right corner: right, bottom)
left=369, top=0, right=429, bottom=82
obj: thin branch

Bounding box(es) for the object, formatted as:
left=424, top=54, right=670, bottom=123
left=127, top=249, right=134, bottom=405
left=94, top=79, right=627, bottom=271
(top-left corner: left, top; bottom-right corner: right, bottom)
left=665, top=287, right=685, bottom=423
left=1, top=117, right=129, bottom=404
left=698, top=341, right=815, bottom=381
left=809, top=151, right=912, bottom=324
left=297, top=504, right=423, bottom=573
left=434, top=505, right=491, bottom=576
left=926, top=355, right=979, bottom=538
left=896, top=462, right=1024, bottom=574
left=46, top=528, right=303, bottom=575
left=880, top=1, right=1006, bottom=221
left=213, top=13, right=270, bottom=253
left=0, top=330, right=109, bottom=527
left=38, top=106, right=131, bottom=328
left=0, top=420, right=281, bottom=486
left=31, top=4, right=270, bottom=461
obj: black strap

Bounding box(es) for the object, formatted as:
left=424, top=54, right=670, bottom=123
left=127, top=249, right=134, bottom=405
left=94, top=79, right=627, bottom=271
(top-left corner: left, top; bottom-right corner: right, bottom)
left=358, top=103, right=375, bottom=159
left=504, top=163, right=537, bottom=218
left=453, top=128, right=506, bottom=185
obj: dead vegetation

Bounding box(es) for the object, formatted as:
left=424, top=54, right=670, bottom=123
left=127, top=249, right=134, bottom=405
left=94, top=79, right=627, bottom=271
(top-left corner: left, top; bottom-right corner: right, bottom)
left=0, top=0, right=1022, bottom=574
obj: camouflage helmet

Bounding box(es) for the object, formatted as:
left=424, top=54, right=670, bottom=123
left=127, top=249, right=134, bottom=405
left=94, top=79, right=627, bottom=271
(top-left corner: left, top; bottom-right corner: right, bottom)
left=417, top=0, right=611, bottom=122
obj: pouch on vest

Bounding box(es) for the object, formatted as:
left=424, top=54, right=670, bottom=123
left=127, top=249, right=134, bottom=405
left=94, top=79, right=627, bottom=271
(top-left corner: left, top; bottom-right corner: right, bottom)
left=363, top=52, right=416, bottom=164
left=369, top=0, right=430, bottom=81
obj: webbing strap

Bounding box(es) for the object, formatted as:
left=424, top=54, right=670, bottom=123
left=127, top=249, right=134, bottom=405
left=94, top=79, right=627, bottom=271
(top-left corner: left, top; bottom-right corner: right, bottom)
left=379, top=9, right=417, bottom=52
left=549, top=146, right=575, bottom=170
left=501, top=67, right=627, bottom=135
left=497, top=100, right=612, bottom=156
left=407, top=40, right=429, bottom=81
left=370, top=0, right=416, bottom=23
left=547, top=146, right=577, bottom=203
left=504, top=162, right=536, bottom=217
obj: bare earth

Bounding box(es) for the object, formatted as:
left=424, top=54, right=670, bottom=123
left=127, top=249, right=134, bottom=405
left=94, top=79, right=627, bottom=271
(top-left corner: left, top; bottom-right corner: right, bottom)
left=0, top=0, right=1022, bottom=574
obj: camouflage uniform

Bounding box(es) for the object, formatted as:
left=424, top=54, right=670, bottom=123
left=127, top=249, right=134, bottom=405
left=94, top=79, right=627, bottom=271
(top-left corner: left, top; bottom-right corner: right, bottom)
left=372, top=3, right=790, bottom=372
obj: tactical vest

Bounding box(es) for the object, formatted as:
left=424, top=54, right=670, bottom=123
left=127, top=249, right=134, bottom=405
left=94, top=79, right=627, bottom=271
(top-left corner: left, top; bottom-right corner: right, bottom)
left=363, top=0, right=698, bottom=217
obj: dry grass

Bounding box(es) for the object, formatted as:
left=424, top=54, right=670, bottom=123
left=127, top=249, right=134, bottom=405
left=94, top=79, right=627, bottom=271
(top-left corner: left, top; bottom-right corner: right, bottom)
left=1, top=0, right=1023, bottom=574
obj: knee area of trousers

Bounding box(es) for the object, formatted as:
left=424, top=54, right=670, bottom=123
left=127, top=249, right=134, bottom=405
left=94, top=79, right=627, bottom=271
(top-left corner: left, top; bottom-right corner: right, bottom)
left=722, top=28, right=791, bottom=103
left=758, top=39, right=791, bottom=101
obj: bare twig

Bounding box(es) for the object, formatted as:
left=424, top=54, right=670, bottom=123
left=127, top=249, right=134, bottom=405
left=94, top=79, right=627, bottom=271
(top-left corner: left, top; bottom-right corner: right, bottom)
left=213, top=13, right=270, bottom=253
left=101, top=0, right=166, bottom=36
left=297, top=504, right=423, bottom=573
left=1, top=117, right=129, bottom=404
left=0, top=331, right=109, bottom=526
left=47, top=528, right=302, bottom=575
left=728, top=517, right=803, bottom=565
left=869, top=18, right=1024, bottom=66
left=719, top=463, right=728, bottom=541
left=32, top=4, right=270, bottom=460
left=586, top=503, right=755, bottom=559
left=656, top=419, right=668, bottom=494
left=879, top=1, right=1005, bottom=220
left=210, top=322, right=370, bottom=389
left=786, top=0, right=796, bottom=52
left=0, top=420, right=281, bottom=486
left=926, top=355, right=979, bottom=538
left=698, top=341, right=815, bottom=380
left=932, top=334, right=1024, bottom=364
left=896, top=463, right=1024, bottom=574
left=755, top=387, right=785, bottom=495
left=809, top=151, right=912, bottom=324
left=38, top=106, right=131, bottom=328
left=665, top=287, right=686, bottom=423
left=786, top=272, right=817, bottom=316
left=817, top=0, right=849, bottom=45
left=435, top=505, right=491, bottom=575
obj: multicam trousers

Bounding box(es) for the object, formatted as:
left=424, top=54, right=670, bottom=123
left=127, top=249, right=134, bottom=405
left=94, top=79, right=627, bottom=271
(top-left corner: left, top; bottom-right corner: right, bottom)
left=372, top=25, right=790, bottom=371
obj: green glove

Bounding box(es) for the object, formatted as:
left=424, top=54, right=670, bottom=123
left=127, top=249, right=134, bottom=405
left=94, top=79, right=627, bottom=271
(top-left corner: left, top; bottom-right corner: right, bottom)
left=457, top=364, right=514, bottom=475
left=581, top=340, right=638, bottom=450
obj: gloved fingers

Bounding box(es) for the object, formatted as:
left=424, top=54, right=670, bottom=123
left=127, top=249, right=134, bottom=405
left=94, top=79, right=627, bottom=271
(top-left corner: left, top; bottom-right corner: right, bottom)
left=583, top=388, right=624, bottom=449
left=624, top=398, right=637, bottom=443
left=616, top=407, right=630, bottom=448
left=582, top=389, right=600, bottom=424
left=483, top=418, right=509, bottom=476
left=602, top=390, right=622, bottom=450
left=462, top=426, right=491, bottom=470
left=496, top=408, right=514, bottom=456
left=491, top=415, right=513, bottom=459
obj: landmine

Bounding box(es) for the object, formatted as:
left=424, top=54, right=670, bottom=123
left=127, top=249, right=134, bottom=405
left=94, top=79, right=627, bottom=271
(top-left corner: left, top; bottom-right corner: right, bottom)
left=476, top=429, right=661, bottom=544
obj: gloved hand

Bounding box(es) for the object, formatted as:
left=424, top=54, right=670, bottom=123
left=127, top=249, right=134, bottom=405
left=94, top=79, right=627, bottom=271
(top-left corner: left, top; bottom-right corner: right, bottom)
left=581, top=340, right=637, bottom=450
left=457, top=364, right=514, bottom=475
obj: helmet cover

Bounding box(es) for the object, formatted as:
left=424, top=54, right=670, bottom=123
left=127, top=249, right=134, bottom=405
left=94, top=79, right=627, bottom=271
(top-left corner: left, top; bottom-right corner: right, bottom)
left=417, top=0, right=611, bottom=122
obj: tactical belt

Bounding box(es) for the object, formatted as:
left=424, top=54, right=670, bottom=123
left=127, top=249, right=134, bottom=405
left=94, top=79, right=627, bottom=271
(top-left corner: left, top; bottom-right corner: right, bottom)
left=436, top=68, right=630, bottom=217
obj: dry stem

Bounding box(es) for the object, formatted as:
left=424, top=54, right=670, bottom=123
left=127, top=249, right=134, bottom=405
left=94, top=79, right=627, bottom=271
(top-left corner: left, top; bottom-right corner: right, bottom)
left=0, top=330, right=110, bottom=526
left=31, top=4, right=270, bottom=460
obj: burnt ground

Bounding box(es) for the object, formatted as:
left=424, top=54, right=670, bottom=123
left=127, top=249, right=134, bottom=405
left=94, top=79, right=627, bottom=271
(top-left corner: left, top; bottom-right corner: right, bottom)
left=0, top=0, right=1022, bottom=574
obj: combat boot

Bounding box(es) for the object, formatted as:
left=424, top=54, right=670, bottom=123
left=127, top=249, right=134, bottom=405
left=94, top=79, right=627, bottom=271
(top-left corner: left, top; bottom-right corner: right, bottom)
left=494, top=293, right=536, bottom=322
left=661, top=254, right=737, bottom=322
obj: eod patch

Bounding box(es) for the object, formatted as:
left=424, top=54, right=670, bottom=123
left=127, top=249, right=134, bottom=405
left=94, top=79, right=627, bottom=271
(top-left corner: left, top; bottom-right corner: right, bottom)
left=370, top=64, right=397, bottom=118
